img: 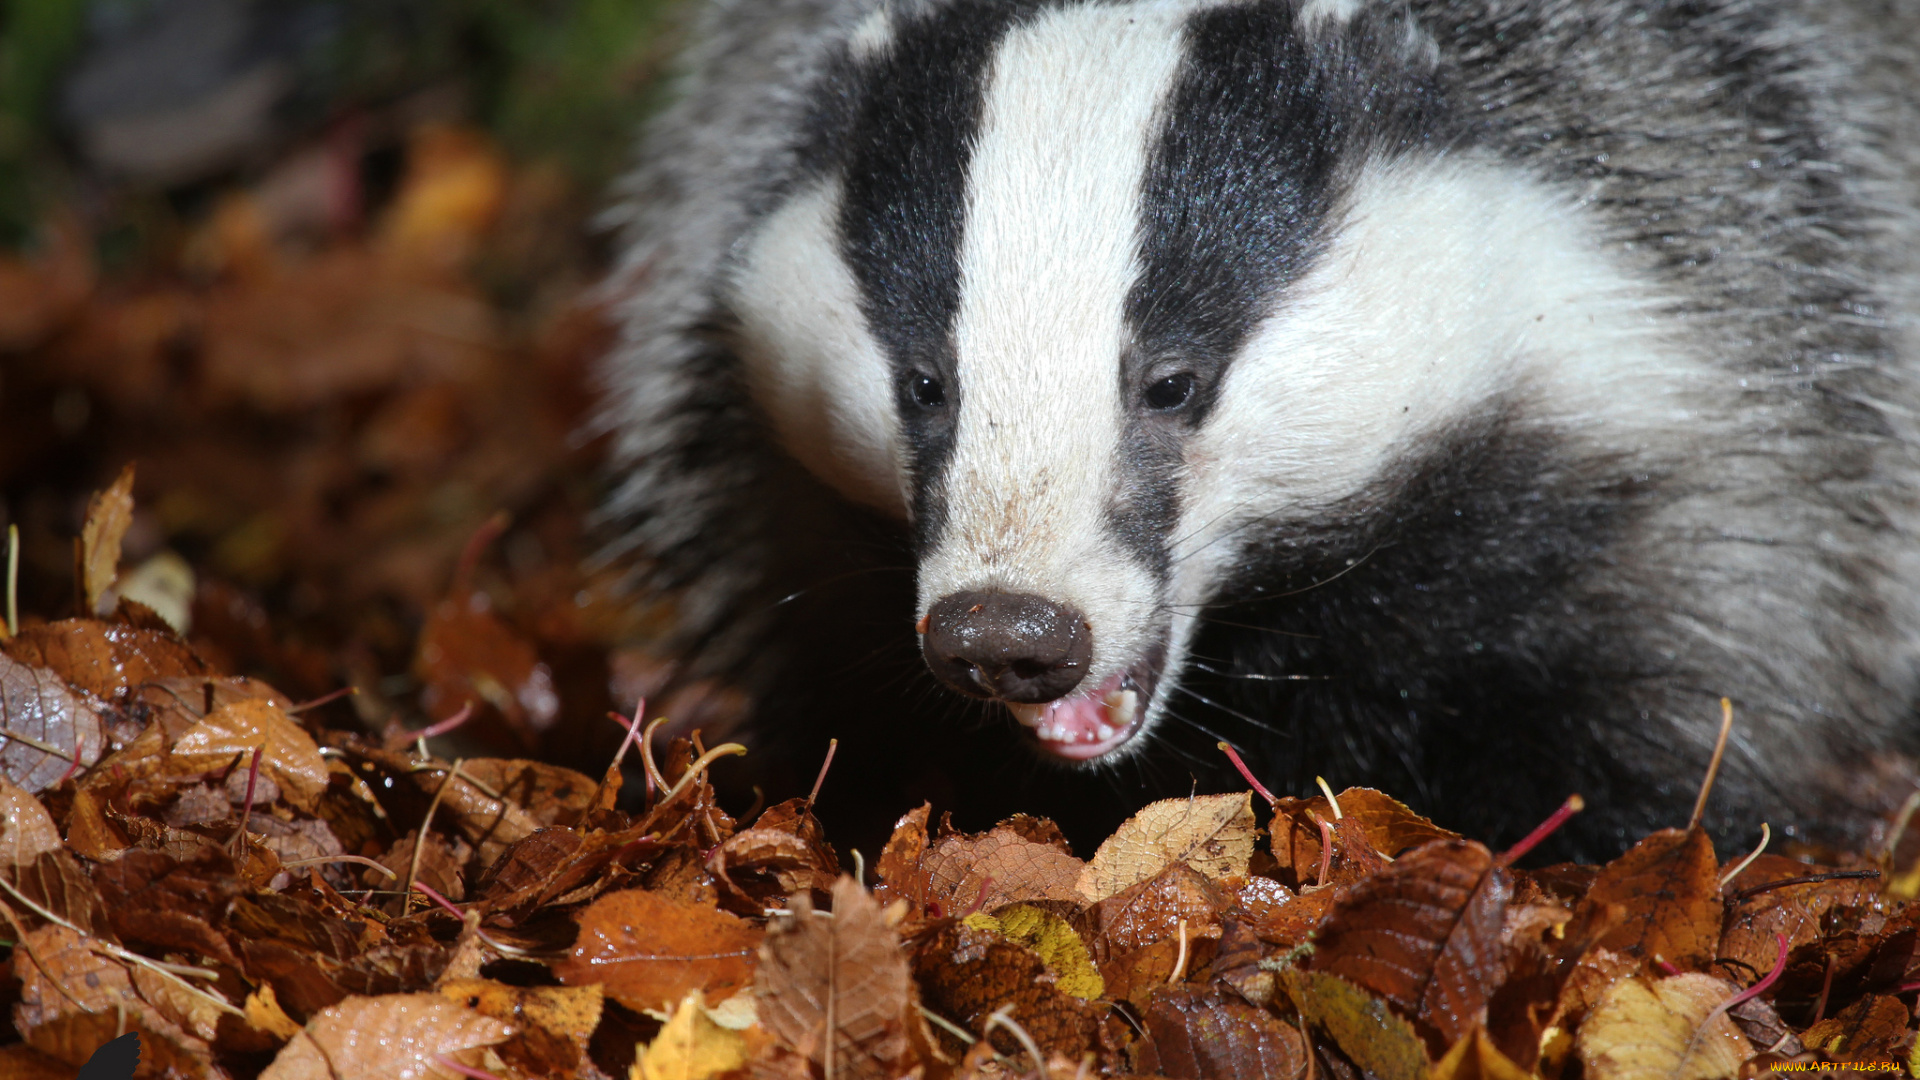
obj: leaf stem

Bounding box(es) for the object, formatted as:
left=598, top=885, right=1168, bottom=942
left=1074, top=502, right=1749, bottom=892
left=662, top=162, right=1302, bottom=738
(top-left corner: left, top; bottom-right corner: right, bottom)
left=1497, top=794, right=1585, bottom=866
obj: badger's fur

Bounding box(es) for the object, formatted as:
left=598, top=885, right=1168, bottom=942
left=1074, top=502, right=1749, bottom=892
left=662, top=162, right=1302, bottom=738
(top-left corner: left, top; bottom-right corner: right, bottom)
left=598, top=0, right=1920, bottom=856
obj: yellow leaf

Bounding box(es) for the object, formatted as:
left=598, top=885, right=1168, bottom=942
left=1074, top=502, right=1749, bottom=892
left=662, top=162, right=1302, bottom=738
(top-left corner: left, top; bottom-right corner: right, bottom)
left=964, top=905, right=1104, bottom=1000
left=1432, top=1028, right=1538, bottom=1080
left=1577, top=973, right=1751, bottom=1080
left=633, top=992, right=749, bottom=1080
left=245, top=983, right=304, bottom=1041
left=1281, top=967, right=1430, bottom=1080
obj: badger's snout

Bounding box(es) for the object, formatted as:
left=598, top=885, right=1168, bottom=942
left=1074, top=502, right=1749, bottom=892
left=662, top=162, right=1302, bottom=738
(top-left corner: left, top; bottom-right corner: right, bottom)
left=920, top=590, right=1092, bottom=702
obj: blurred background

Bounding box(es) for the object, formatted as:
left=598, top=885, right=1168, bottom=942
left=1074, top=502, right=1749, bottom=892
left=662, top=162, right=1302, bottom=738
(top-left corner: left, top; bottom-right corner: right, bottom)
left=0, top=0, right=737, bottom=778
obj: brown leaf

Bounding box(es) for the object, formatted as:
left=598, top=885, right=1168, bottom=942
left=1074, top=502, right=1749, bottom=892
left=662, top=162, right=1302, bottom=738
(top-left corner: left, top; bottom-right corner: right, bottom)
left=873, top=802, right=933, bottom=914
left=3, top=619, right=210, bottom=701
left=260, top=992, right=515, bottom=1080
left=0, top=776, right=61, bottom=865
left=1137, top=985, right=1310, bottom=1080
left=11, top=923, right=215, bottom=1072
left=1719, top=855, right=1880, bottom=983
left=7, top=850, right=110, bottom=937
left=913, top=920, right=1099, bottom=1061
left=757, top=876, right=920, bottom=1079
left=437, top=977, right=603, bottom=1077
left=1576, top=973, right=1751, bottom=1080
left=1081, top=864, right=1229, bottom=1003
left=1279, top=967, right=1431, bottom=1080
left=1309, top=839, right=1511, bottom=1049
left=709, top=798, right=839, bottom=915
left=0, top=653, right=104, bottom=792
left=1078, top=792, right=1258, bottom=902
left=82, top=463, right=136, bottom=614
left=167, top=698, right=329, bottom=812
left=1271, top=789, right=1460, bottom=889
left=1578, top=827, right=1720, bottom=971
left=1800, top=994, right=1907, bottom=1063
left=415, top=592, right=560, bottom=745
left=554, top=887, right=761, bottom=1012
left=455, top=758, right=598, bottom=826
left=922, top=820, right=1084, bottom=917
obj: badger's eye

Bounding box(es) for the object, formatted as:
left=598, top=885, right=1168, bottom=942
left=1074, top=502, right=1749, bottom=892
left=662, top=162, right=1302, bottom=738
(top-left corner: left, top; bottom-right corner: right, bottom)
left=1144, top=372, right=1195, bottom=411
left=909, top=374, right=947, bottom=408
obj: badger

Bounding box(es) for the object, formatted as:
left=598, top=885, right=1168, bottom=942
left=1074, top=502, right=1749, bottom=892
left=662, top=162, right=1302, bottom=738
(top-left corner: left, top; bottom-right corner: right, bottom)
left=597, top=0, right=1920, bottom=857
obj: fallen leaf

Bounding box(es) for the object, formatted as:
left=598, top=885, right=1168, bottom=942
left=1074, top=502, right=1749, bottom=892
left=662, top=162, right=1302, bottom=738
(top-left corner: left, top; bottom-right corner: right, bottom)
left=964, top=904, right=1103, bottom=1000
left=82, top=463, right=137, bottom=614
left=11, top=923, right=215, bottom=1072
left=246, top=982, right=306, bottom=1040
left=1078, top=792, right=1258, bottom=902
left=709, top=798, right=840, bottom=914
left=873, top=802, right=933, bottom=914
left=438, top=978, right=603, bottom=1077
left=1309, top=839, right=1511, bottom=1049
left=415, top=591, right=560, bottom=745
left=167, top=697, right=330, bottom=812
left=261, top=992, right=515, bottom=1080
left=1576, top=973, right=1750, bottom=1080
left=1271, top=789, right=1460, bottom=888
left=1579, top=827, right=1720, bottom=971
left=1719, top=855, right=1880, bottom=981
left=555, top=887, right=761, bottom=1012
left=1279, top=967, right=1431, bottom=1080
left=1137, top=986, right=1310, bottom=1080
left=0, top=776, right=62, bottom=865
left=632, top=991, right=748, bottom=1080
left=0, top=653, right=104, bottom=792
left=1431, top=1026, right=1537, bottom=1080
left=456, top=758, right=598, bottom=826
left=922, top=819, right=1084, bottom=916
left=757, top=876, right=920, bottom=1079
left=1800, top=993, right=1907, bottom=1062
left=913, top=919, right=1099, bottom=1061
left=3, top=619, right=210, bottom=701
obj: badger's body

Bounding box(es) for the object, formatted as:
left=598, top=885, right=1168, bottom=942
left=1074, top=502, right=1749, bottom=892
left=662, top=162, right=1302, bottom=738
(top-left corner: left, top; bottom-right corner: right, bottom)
left=600, top=0, right=1920, bottom=855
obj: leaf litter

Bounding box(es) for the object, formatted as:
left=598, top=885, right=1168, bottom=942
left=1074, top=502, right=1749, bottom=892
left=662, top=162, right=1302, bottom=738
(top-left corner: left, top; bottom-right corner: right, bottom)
left=5, top=169, right=1920, bottom=1080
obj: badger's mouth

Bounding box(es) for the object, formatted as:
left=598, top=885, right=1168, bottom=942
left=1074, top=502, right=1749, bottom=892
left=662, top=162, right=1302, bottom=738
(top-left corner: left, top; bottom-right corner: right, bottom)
left=1005, top=648, right=1161, bottom=761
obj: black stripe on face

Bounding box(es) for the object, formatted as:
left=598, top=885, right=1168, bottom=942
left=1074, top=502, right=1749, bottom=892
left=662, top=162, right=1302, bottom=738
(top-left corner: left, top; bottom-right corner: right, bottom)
left=834, top=1, right=1042, bottom=549
left=1109, top=3, right=1454, bottom=574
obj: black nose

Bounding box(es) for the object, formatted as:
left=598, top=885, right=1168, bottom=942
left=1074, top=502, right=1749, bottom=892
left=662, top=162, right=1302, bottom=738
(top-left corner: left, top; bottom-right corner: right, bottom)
left=920, top=590, right=1092, bottom=702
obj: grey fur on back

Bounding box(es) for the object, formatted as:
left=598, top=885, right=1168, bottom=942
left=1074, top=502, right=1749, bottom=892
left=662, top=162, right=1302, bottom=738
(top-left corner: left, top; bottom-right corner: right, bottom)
left=597, top=0, right=1920, bottom=855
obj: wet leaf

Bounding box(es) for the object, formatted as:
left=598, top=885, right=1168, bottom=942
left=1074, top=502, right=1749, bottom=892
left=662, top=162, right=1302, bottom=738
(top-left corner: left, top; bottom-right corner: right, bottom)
left=0, top=775, right=61, bottom=865
left=756, top=876, right=919, bottom=1078
left=167, top=697, right=330, bottom=812
left=555, top=887, right=761, bottom=1012
left=1718, top=855, right=1880, bottom=981
left=1078, top=792, right=1258, bottom=902
left=3, top=619, right=210, bottom=701
left=260, top=992, right=515, bottom=1080
left=872, top=802, right=933, bottom=914
left=1579, top=827, right=1720, bottom=971
left=1271, top=789, right=1460, bottom=888
left=1576, top=973, right=1751, bottom=1080
left=1137, top=986, right=1310, bottom=1080
left=632, top=991, right=748, bottom=1080
left=1309, top=839, right=1511, bottom=1048
left=0, top=653, right=104, bottom=792
left=81, top=463, right=136, bottom=614
left=415, top=592, right=560, bottom=744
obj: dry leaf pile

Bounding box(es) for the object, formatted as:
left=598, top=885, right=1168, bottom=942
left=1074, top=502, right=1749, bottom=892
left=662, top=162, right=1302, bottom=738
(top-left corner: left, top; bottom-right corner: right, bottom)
left=4, top=502, right=1920, bottom=1080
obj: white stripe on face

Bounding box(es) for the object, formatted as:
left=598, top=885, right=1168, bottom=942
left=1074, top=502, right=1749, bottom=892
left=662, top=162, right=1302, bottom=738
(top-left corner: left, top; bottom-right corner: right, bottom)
left=917, top=0, right=1196, bottom=683
left=728, top=178, right=908, bottom=516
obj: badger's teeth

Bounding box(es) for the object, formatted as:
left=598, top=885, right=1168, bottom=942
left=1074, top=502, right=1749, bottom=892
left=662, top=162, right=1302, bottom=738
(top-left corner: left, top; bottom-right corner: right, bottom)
left=1102, top=688, right=1138, bottom=734
left=1008, top=703, right=1045, bottom=728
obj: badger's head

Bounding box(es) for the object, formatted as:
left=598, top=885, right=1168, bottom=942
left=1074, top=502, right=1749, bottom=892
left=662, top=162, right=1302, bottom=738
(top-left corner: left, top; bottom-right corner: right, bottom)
left=722, top=0, right=1693, bottom=762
